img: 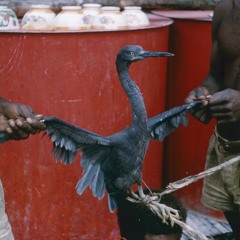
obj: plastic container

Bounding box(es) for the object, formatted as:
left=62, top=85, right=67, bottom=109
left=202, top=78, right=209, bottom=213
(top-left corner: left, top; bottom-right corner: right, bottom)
left=0, top=15, right=173, bottom=238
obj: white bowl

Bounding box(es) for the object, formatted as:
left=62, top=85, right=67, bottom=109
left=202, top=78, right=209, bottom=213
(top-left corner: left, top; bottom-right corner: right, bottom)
left=0, top=6, right=19, bottom=30
left=82, top=3, right=101, bottom=26
left=93, top=6, right=127, bottom=30
left=122, top=6, right=149, bottom=27
left=22, top=5, right=56, bottom=31
left=55, top=6, right=91, bottom=30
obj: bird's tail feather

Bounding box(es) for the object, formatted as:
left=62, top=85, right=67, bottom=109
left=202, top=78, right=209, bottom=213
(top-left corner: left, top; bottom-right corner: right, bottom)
left=108, top=194, right=118, bottom=213
left=108, top=192, right=127, bottom=213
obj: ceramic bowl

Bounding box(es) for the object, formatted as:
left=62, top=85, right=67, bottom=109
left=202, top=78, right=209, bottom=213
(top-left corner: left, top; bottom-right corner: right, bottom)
left=93, top=6, right=127, bottom=30
left=0, top=6, right=19, bottom=30
left=21, top=4, right=56, bottom=31
left=122, top=6, right=149, bottom=27
left=82, top=3, right=101, bottom=27
left=55, top=6, right=91, bottom=31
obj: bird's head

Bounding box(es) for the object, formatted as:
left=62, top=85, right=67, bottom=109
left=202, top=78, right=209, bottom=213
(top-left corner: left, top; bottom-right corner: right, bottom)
left=117, top=45, right=174, bottom=64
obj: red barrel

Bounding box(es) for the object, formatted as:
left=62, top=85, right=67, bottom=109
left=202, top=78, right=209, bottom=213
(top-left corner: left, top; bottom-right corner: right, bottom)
left=157, top=11, right=222, bottom=218
left=0, top=16, right=173, bottom=240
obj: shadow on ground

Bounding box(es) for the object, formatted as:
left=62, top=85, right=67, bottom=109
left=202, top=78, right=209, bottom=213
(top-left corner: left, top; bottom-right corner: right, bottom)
left=211, top=233, right=234, bottom=240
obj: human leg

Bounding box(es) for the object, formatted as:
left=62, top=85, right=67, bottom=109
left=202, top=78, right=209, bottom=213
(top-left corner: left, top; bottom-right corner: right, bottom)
left=224, top=210, right=240, bottom=240
left=203, top=131, right=240, bottom=239
left=202, top=134, right=234, bottom=211
left=203, top=131, right=240, bottom=210
left=0, top=180, right=14, bottom=240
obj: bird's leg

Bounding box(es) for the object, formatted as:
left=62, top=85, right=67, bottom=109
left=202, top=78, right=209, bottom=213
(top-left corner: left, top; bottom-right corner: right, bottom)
left=137, top=185, right=157, bottom=204
left=127, top=186, right=152, bottom=204
left=141, top=180, right=161, bottom=201
left=138, top=185, right=145, bottom=199
left=138, top=185, right=159, bottom=203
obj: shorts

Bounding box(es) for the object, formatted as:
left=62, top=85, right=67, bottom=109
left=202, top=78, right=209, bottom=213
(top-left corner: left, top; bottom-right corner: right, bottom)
left=202, top=130, right=240, bottom=212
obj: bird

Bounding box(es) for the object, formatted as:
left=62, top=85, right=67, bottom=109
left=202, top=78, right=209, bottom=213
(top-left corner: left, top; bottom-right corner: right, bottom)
left=0, top=45, right=204, bottom=212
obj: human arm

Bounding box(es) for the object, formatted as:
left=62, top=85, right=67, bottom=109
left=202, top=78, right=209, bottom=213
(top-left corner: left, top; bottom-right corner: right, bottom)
left=184, top=1, right=226, bottom=124
left=208, top=89, right=240, bottom=124
left=0, top=97, right=46, bottom=140
left=201, top=1, right=240, bottom=124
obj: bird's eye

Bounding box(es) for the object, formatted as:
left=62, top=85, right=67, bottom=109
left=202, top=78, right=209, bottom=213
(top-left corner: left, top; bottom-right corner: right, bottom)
left=130, top=52, right=135, bottom=57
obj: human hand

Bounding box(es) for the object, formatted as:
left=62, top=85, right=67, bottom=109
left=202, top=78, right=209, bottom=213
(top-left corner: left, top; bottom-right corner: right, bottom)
left=0, top=100, right=46, bottom=140
left=185, top=86, right=212, bottom=124
left=209, top=88, right=240, bottom=124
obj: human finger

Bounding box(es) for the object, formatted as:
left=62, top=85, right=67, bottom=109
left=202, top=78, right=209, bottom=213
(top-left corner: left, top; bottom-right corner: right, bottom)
left=18, top=104, right=35, bottom=119
left=185, top=89, right=198, bottom=104
left=7, top=119, right=29, bottom=140
left=195, top=87, right=210, bottom=99
left=26, top=115, right=46, bottom=131
left=15, top=118, right=38, bottom=134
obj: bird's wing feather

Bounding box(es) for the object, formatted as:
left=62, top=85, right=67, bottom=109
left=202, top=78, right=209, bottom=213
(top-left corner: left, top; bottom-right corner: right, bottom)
left=147, top=101, right=204, bottom=141
left=43, top=116, right=112, bottom=201
left=43, top=116, right=111, bottom=164
left=0, top=132, right=10, bottom=143
left=90, top=164, right=105, bottom=200
left=76, top=145, right=111, bottom=201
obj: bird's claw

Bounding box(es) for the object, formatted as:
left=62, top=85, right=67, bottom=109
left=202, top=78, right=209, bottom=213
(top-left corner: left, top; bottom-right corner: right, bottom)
left=149, top=201, right=180, bottom=227
left=140, top=193, right=160, bottom=205
left=128, top=188, right=159, bottom=203
left=128, top=188, right=179, bottom=227
left=129, top=189, right=141, bottom=200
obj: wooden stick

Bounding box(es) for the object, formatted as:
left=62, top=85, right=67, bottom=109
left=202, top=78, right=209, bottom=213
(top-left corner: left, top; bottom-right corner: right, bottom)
left=127, top=156, right=240, bottom=240
left=160, top=156, right=240, bottom=196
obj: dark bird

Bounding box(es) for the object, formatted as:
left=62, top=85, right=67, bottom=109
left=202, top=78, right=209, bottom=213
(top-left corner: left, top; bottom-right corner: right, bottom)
left=0, top=45, right=203, bottom=212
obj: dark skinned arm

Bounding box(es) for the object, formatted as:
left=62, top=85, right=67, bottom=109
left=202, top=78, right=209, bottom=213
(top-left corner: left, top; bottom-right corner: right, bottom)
left=185, top=1, right=226, bottom=124
left=0, top=97, right=46, bottom=140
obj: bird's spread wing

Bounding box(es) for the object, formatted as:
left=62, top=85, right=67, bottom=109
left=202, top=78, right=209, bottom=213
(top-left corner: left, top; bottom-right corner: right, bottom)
left=147, top=100, right=204, bottom=141
left=43, top=116, right=113, bottom=201
left=43, top=116, right=111, bottom=164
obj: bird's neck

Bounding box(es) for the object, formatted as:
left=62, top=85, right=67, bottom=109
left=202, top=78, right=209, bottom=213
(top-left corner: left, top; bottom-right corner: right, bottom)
left=117, top=61, right=147, bottom=127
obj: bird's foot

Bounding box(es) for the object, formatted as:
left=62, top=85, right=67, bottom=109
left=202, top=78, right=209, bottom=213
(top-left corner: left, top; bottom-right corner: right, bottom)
left=127, top=187, right=179, bottom=226
left=137, top=185, right=160, bottom=204
left=126, top=188, right=141, bottom=203
left=149, top=201, right=180, bottom=227
left=128, top=186, right=179, bottom=226
left=128, top=186, right=160, bottom=204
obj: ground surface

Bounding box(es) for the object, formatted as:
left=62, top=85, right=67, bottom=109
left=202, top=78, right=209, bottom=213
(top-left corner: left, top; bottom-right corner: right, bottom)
left=181, top=210, right=233, bottom=240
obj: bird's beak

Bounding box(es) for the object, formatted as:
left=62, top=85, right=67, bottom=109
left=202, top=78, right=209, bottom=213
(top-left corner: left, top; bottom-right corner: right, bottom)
left=140, top=51, right=174, bottom=58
